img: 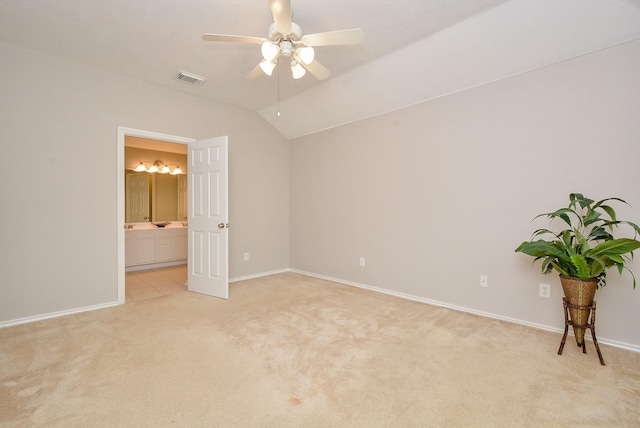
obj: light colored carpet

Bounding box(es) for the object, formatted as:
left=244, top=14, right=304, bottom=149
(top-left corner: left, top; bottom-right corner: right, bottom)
left=1, top=272, right=639, bottom=427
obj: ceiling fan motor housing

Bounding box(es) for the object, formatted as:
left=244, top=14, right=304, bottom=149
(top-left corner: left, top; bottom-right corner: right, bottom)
left=268, top=22, right=302, bottom=43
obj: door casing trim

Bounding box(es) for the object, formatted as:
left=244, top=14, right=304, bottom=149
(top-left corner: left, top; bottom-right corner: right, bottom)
left=117, top=127, right=195, bottom=304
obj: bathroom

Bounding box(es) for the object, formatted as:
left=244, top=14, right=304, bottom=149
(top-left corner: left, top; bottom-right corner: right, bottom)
left=124, top=137, right=189, bottom=301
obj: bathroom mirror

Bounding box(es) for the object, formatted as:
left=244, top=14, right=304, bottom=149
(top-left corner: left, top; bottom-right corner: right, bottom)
left=125, top=172, right=187, bottom=223
left=152, top=173, right=188, bottom=222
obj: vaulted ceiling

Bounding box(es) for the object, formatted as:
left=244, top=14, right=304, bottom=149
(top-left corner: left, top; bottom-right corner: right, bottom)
left=2, top=0, right=640, bottom=138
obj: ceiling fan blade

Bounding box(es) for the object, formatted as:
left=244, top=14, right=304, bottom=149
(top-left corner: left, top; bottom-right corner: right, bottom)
left=270, top=0, right=292, bottom=35
left=202, top=34, right=267, bottom=44
left=302, top=59, right=331, bottom=81
left=247, top=63, right=264, bottom=80
left=301, top=28, right=364, bottom=47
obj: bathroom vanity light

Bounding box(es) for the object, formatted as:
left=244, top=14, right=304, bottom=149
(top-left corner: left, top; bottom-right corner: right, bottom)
left=132, top=160, right=184, bottom=174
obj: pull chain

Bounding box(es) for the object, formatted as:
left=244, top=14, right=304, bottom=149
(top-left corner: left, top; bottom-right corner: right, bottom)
left=277, top=62, right=281, bottom=117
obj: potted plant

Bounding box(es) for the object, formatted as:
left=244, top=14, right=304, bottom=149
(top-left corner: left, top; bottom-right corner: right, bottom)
left=515, top=193, right=640, bottom=347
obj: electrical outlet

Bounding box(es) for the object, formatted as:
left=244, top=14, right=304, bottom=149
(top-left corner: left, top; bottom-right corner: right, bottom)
left=359, top=257, right=365, bottom=267
left=243, top=252, right=249, bottom=261
left=480, top=275, right=488, bottom=287
left=539, top=283, right=551, bottom=298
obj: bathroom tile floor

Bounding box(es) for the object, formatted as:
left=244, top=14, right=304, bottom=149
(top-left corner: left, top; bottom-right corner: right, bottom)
left=125, top=265, right=188, bottom=303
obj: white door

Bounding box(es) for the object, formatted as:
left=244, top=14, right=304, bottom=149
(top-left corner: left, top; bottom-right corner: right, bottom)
left=125, top=172, right=150, bottom=222
left=187, top=136, right=229, bottom=299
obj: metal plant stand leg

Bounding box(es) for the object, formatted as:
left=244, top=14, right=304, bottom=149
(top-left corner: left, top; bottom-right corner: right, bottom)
left=557, top=298, right=605, bottom=366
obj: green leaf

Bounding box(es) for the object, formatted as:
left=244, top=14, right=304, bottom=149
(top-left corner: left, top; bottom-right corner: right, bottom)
left=587, top=227, right=613, bottom=241
left=600, top=220, right=640, bottom=237
left=558, top=236, right=574, bottom=259
left=586, top=238, right=640, bottom=258
left=535, top=208, right=577, bottom=228
left=570, top=254, right=590, bottom=278
left=570, top=193, right=594, bottom=209
left=628, top=267, right=637, bottom=289
left=607, top=254, right=625, bottom=264
left=557, top=212, right=572, bottom=227
left=531, top=228, right=559, bottom=239
left=515, top=240, right=568, bottom=260
left=583, top=208, right=601, bottom=227
left=550, top=261, right=570, bottom=277
left=621, top=220, right=640, bottom=236
left=599, top=204, right=617, bottom=223
left=594, top=197, right=628, bottom=210
left=587, top=255, right=606, bottom=277
left=541, top=258, right=553, bottom=274
left=573, top=229, right=589, bottom=253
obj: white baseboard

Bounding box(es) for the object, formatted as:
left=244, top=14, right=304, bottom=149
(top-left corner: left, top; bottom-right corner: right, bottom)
left=0, top=301, right=120, bottom=329
left=230, top=268, right=291, bottom=283
left=125, top=260, right=187, bottom=272
left=290, top=269, right=640, bottom=354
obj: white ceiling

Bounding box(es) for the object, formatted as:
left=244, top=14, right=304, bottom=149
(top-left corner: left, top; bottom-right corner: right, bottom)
left=2, top=0, right=640, bottom=138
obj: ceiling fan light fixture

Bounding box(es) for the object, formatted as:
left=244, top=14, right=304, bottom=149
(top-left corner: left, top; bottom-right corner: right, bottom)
left=259, top=60, right=277, bottom=76
left=291, top=61, right=306, bottom=79
left=261, top=42, right=280, bottom=62
left=201, top=1, right=364, bottom=82
left=297, top=46, right=314, bottom=65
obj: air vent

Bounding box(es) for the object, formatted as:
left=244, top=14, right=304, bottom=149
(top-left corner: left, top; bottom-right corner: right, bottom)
left=176, top=71, right=206, bottom=85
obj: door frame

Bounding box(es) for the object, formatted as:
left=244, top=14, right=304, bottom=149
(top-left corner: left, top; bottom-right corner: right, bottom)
left=116, top=127, right=195, bottom=304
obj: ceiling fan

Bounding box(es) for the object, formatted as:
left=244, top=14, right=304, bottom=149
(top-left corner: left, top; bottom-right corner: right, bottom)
left=202, top=0, right=364, bottom=81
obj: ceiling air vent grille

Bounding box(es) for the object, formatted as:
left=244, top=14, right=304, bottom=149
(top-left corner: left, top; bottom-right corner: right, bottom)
left=176, top=71, right=206, bottom=85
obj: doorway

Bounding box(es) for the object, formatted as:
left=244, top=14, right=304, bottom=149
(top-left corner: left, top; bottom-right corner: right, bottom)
left=117, top=127, right=194, bottom=304
left=123, top=136, right=189, bottom=302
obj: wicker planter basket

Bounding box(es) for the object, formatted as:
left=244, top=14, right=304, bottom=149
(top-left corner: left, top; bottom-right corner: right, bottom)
left=559, top=275, right=598, bottom=346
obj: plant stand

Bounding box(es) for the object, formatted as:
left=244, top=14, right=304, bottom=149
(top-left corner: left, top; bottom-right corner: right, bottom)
left=557, top=297, right=605, bottom=365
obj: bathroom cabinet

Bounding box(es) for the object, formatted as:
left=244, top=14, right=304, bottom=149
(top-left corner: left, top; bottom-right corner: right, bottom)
left=125, top=228, right=187, bottom=271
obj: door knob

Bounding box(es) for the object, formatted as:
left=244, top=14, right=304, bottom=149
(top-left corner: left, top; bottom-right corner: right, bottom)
left=218, top=223, right=225, bottom=229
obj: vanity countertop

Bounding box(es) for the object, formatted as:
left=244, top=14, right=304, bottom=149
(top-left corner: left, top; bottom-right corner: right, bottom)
left=125, top=223, right=187, bottom=230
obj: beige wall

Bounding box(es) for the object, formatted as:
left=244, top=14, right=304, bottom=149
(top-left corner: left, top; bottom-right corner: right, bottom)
left=0, top=42, right=290, bottom=322
left=290, top=39, right=640, bottom=347
left=3, top=37, right=640, bottom=349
